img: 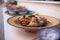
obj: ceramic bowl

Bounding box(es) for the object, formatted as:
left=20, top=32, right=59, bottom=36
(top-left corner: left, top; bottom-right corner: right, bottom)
left=7, top=15, right=60, bottom=33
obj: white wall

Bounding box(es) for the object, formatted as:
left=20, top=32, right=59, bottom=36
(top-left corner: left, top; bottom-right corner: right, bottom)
left=18, top=2, right=60, bottom=19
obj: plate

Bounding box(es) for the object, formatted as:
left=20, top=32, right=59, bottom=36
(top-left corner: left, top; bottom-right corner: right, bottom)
left=7, top=14, right=60, bottom=29
left=5, top=10, right=34, bottom=16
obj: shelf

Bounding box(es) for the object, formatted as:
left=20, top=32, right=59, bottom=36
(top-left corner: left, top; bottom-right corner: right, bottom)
left=18, top=1, right=60, bottom=4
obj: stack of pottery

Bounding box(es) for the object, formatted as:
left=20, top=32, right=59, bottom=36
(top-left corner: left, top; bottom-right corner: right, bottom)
left=5, top=1, right=34, bottom=15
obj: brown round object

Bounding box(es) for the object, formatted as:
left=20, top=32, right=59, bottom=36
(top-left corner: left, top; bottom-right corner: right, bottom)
left=19, top=20, right=30, bottom=26
left=18, top=15, right=31, bottom=26
left=7, top=15, right=60, bottom=33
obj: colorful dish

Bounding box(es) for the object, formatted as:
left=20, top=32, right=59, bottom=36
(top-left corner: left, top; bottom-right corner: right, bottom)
left=37, top=27, right=60, bottom=40
left=7, top=14, right=60, bottom=33
left=5, top=3, right=34, bottom=16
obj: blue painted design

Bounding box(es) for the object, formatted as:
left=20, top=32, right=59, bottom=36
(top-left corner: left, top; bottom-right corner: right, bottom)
left=37, top=27, right=60, bottom=40
left=5, top=11, right=9, bottom=14
left=26, top=10, right=35, bottom=14
left=5, top=10, right=35, bottom=15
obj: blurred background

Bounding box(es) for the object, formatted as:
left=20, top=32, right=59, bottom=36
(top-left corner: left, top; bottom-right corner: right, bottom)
left=0, top=0, right=60, bottom=40
left=3, top=0, right=60, bottom=3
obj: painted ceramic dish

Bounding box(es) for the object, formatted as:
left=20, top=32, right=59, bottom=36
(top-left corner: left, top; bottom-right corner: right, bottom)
left=7, top=14, right=60, bottom=33
left=5, top=4, right=34, bottom=16
left=36, top=27, right=60, bottom=40
left=5, top=10, right=34, bottom=16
